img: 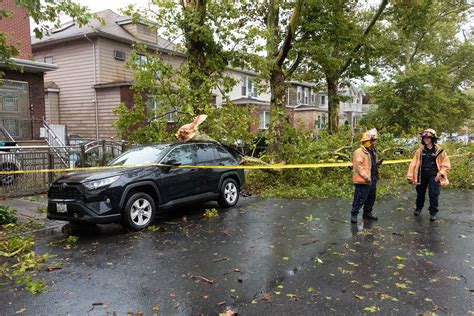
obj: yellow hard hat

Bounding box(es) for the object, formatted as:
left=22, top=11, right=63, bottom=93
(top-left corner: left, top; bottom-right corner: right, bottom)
left=420, top=128, right=438, bottom=139
left=360, top=128, right=378, bottom=142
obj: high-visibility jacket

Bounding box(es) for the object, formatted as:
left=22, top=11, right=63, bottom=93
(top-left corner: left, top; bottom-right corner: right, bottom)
left=352, top=146, right=378, bottom=184
left=406, top=144, right=451, bottom=186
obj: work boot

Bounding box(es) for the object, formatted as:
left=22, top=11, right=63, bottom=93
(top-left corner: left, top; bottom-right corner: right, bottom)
left=414, top=209, right=422, bottom=216
left=430, top=214, right=437, bottom=222
left=351, top=215, right=358, bottom=224
left=363, top=213, right=378, bottom=221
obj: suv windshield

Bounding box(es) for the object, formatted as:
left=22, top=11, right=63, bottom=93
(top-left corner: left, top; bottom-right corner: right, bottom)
left=108, top=145, right=170, bottom=166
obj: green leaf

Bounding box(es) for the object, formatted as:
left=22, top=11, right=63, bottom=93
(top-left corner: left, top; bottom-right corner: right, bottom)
left=362, top=306, right=379, bottom=313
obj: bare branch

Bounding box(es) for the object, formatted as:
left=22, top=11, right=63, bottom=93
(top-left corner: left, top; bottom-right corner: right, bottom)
left=339, top=0, right=388, bottom=76
left=275, top=0, right=304, bottom=68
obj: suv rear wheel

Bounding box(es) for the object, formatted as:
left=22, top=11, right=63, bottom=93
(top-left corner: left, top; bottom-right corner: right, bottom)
left=218, top=178, right=239, bottom=208
left=122, top=192, right=156, bottom=231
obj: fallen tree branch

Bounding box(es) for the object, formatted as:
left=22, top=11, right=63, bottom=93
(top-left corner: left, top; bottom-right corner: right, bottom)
left=190, top=274, right=214, bottom=284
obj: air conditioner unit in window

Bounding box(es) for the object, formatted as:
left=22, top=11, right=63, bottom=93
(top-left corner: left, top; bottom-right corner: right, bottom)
left=114, top=50, right=126, bottom=61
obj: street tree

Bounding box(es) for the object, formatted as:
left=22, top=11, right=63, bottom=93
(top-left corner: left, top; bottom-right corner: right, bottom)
left=360, top=0, right=473, bottom=135
left=300, top=0, right=389, bottom=133
left=263, top=0, right=304, bottom=148
left=115, top=0, right=256, bottom=144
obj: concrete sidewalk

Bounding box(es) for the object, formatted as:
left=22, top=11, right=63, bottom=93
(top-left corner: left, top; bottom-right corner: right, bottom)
left=0, top=195, right=60, bottom=228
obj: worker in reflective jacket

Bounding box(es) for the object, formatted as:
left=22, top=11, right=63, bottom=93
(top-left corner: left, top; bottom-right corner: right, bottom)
left=407, top=128, right=451, bottom=221
left=350, top=128, right=383, bottom=224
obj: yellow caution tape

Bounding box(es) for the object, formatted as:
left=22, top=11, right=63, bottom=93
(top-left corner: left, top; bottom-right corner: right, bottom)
left=0, top=154, right=468, bottom=175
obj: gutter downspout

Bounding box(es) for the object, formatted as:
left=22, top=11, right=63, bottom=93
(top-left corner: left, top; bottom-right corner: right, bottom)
left=84, top=34, right=99, bottom=140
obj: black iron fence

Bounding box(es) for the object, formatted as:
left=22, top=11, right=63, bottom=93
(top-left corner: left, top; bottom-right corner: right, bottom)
left=0, top=141, right=126, bottom=198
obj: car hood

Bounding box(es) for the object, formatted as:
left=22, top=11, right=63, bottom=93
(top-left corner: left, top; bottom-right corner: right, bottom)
left=54, top=167, right=147, bottom=184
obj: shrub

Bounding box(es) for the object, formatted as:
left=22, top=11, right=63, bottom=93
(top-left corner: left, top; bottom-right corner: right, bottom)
left=246, top=131, right=473, bottom=198
left=0, top=205, right=17, bottom=225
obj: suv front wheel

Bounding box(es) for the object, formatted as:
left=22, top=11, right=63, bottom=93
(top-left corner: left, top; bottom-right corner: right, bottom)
left=122, top=192, right=156, bottom=231
left=218, top=178, right=239, bottom=208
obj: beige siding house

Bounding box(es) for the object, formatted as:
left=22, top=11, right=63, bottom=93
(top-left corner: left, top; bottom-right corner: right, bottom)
left=33, top=9, right=370, bottom=141
left=32, top=10, right=182, bottom=139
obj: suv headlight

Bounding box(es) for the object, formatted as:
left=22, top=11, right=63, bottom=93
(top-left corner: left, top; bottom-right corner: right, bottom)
left=83, top=176, right=120, bottom=190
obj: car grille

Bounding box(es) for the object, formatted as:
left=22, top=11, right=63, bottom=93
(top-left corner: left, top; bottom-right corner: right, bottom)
left=48, top=184, right=84, bottom=199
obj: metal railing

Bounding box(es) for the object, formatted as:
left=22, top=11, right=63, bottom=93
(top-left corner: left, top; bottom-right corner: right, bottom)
left=0, top=141, right=125, bottom=198
left=42, top=119, right=70, bottom=167
left=0, top=126, right=16, bottom=143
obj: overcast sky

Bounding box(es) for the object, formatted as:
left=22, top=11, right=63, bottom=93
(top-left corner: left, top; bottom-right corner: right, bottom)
left=66, top=0, right=147, bottom=15
left=31, top=0, right=148, bottom=29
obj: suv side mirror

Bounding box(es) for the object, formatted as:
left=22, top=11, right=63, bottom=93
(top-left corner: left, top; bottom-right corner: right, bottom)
left=165, top=159, right=182, bottom=167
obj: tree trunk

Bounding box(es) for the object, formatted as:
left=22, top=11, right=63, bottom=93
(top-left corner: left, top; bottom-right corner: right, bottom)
left=327, top=77, right=339, bottom=133
left=269, top=68, right=288, bottom=145
left=183, top=0, right=209, bottom=114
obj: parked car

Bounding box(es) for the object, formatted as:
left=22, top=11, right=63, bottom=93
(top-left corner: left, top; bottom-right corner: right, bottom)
left=47, top=141, right=245, bottom=230
left=0, top=141, right=20, bottom=186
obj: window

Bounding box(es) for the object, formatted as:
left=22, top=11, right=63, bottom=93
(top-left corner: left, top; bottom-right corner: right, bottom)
left=165, top=144, right=195, bottom=165
left=2, top=118, right=19, bottom=136
left=304, top=87, right=309, bottom=105
left=315, top=115, right=321, bottom=128
left=2, top=95, right=17, bottom=111
left=242, top=77, right=257, bottom=97
left=296, top=86, right=302, bottom=105
left=259, top=111, right=270, bottom=129
left=241, top=77, right=247, bottom=96
left=196, top=144, right=217, bottom=163
left=321, top=95, right=326, bottom=105
left=321, top=114, right=327, bottom=129
left=109, top=145, right=169, bottom=166
left=138, top=54, right=148, bottom=65
left=147, top=96, right=174, bottom=122
left=44, top=56, right=53, bottom=64
left=311, top=91, right=315, bottom=103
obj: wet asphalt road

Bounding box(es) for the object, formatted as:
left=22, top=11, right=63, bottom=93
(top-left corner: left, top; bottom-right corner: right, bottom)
left=0, top=190, right=473, bottom=315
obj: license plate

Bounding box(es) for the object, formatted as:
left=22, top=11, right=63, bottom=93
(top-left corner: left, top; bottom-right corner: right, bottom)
left=56, top=203, right=68, bottom=213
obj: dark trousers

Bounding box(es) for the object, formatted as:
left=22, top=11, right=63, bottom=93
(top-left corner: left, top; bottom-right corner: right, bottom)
left=416, top=171, right=440, bottom=215
left=351, top=181, right=377, bottom=216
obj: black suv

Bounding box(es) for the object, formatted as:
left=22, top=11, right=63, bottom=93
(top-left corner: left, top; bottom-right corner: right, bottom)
left=47, top=141, right=245, bottom=231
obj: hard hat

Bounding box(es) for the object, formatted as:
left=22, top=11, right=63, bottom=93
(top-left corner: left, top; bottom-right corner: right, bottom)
left=420, top=128, right=438, bottom=139
left=360, top=128, right=378, bottom=142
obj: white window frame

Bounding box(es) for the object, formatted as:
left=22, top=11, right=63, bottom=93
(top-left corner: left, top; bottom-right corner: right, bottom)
left=304, top=87, right=309, bottom=105
left=242, top=76, right=257, bottom=98
left=147, top=95, right=174, bottom=122
left=296, top=86, right=302, bottom=105
left=241, top=77, right=247, bottom=96
left=311, top=90, right=315, bottom=104
left=3, top=95, right=18, bottom=112
left=44, top=56, right=53, bottom=64
left=321, top=95, right=326, bottom=106
left=259, top=111, right=270, bottom=130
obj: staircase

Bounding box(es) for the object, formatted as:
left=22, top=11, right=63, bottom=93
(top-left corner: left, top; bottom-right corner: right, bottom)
left=42, top=119, right=70, bottom=168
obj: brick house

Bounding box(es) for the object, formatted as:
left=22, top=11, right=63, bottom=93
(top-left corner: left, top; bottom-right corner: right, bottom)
left=0, top=0, right=56, bottom=141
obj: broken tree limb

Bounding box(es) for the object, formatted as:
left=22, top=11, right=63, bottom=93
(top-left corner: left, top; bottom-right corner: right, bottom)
left=190, top=274, right=214, bottom=284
